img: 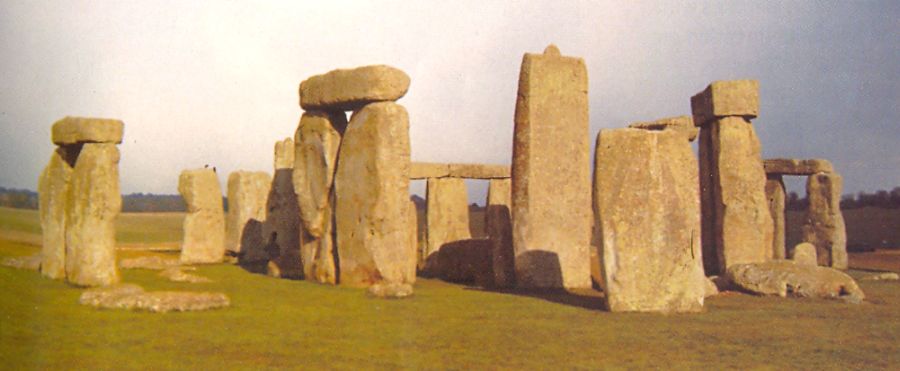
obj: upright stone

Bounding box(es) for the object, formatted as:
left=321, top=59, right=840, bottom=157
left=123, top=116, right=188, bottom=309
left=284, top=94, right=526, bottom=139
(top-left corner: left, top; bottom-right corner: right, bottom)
left=803, top=173, right=848, bottom=269
left=594, top=129, right=705, bottom=313
left=178, top=169, right=225, bottom=264
left=293, top=111, right=346, bottom=283
left=511, top=44, right=591, bottom=288
left=423, top=178, right=471, bottom=273
left=692, top=80, right=773, bottom=275
left=791, top=242, right=818, bottom=266
left=486, top=178, right=514, bottom=288
left=335, top=102, right=413, bottom=287
left=766, top=174, right=787, bottom=259
left=38, top=147, right=75, bottom=279
left=225, top=171, right=271, bottom=254
left=65, top=143, right=121, bottom=286
left=264, top=139, right=302, bottom=278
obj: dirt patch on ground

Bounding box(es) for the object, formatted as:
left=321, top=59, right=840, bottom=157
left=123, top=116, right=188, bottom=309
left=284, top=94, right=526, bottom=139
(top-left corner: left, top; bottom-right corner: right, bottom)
left=849, top=249, right=900, bottom=272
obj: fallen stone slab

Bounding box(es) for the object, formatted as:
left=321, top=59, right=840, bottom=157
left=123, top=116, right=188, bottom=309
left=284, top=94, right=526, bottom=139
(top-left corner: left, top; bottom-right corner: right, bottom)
left=1, top=254, right=41, bottom=271
left=860, top=272, right=899, bottom=281
left=119, top=256, right=181, bottom=270
left=299, top=65, right=410, bottom=111
left=79, top=284, right=230, bottom=312
left=158, top=267, right=212, bottom=283
left=52, top=116, right=124, bottom=145
left=367, top=282, right=414, bottom=299
left=628, top=115, right=698, bottom=142
left=763, top=158, right=834, bottom=175
left=726, top=260, right=864, bottom=303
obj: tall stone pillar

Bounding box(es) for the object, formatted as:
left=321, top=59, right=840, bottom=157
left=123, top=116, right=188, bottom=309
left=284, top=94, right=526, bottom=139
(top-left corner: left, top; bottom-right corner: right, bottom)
left=264, top=138, right=302, bottom=279
left=691, top=80, right=773, bottom=275
left=803, top=172, right=848, bottom=269
left=423, top=177, right=471, bottom=274
left=225, top=171, right=271, bottom=255
left=179, top=169, right=225, bottom=264
left=486, top=178, right=514, bottom=288
left=40, top=117, right=123, bottom=286
left=293, top=111, right=347, bottom=284
left=765, top=174, right=787, bottom=259
left=511, top=44, right=592, bottom=289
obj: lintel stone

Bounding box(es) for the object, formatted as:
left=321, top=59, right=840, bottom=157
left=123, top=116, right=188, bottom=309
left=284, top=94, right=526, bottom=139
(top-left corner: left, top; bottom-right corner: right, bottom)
left=52, top=116, right=124, bottom=145
left=690, top=80, right=759, bottom=126
left=409, top=162, right=510, bottom=179
left=628, top=115, right=698, bottom=142
left=299, top=65, right=410, bottom=111
left=764, top=158, right=833, bottom=175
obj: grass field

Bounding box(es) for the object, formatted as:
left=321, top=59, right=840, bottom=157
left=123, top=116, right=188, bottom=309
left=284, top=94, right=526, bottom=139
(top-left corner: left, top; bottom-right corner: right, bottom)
left=1, top=206, right=899, bottom=369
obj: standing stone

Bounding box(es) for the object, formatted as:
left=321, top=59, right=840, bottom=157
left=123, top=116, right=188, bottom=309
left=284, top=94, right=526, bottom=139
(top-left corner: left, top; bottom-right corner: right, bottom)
left=791, top=242, right=818, bottom=266
left=423, top=177, right=471, bottom=274
left=65, top=143, right=121, bottom=286
left=803, top=173, right=848, bottom=269
left=486, top=178, right=514, bottom=288
left=264, top=139, right=302, bottom=279
left=766, top=174, right=787, bottom=259
left=178, top=169, right=225, bottom=264
left=293, top=111, right=346, bottom=283
left=692, top=80, right=773, bottom=275
left=335, top=102, right=413, bottom=287
left=405, top=199, right=419, bottom=284
left=225, top=171, right=271, bottom=254
left=38, top=147, right=74, bottom=279
left=511, top=44, right=591, bottom=288
left=594, top=129, right=705, bottom=313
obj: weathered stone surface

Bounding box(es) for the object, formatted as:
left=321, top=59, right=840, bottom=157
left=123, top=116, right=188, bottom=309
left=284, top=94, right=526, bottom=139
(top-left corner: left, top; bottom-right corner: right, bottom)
left=79, top=284, right=230, bottom=312
left=763, top=158, right=834, bottom=175
left=766, top=174, right=787, bottom=259
left=367, top=282, right=414, bottom=299
left=704, top=277, right=720, bottom=298
left=119, top=256, right=181, bottom=270
left=486, top=178, right=514, bottom=288
left=1, top=254, right=42, bottom=271
left=803, top=172, right=848, bottom=269
left=263, top=167, right=302, bottom=279
left=594, top=128, right=705, bottom=313
left=405, top=199, right=418, bottom=283
left=628, top=115, right=698, bottom=142
left=409, top=162, right=511, bottom=179
left=861, top=272, right=899, bottom=281
left=293, top=111, right=346, bottom=238
left=299, top=65, right=410, bottom=111
left=511, top=45, right=592, bottom=289
left=697, top=115, right=773, bottom=275
left=726, top=260, right=864, bottom=303
left=273, top=137, right=294, bottom=170
left=38, top=147, right=74, bottom=279
left=335, top=102, right=414, bottom=287
left=65, top=143, right=121, bottom=287
left=158, top=266, right=212, bottom=283
left=423, top=177, right=471, bottom=273
left=225, top=171, right=271, bottom=254
left=51, top=116, right=124, bottom=145
left=791, top=242, right=818, bottom=266
left=691, top=80, right=759, bottom=126
left=178, top=169, right=225, bottom=264
left=435, top=239, right=494, bottom=287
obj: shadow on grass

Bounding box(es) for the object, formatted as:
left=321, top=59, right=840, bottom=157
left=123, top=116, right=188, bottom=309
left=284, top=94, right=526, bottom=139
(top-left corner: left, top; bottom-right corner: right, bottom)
left=465, top=286, right=607, bottom=311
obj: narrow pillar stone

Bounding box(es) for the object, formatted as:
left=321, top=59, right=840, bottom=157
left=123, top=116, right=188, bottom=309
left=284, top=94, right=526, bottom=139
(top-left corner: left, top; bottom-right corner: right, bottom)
left=765, top=174, right=787, bottom=259
left=692, top=80, right=773, bottom=275
left=594, top=128, right=705, bottom=313
left=293, top=111, right=346, bottom=283
left=486, top=178, right=514, bottom=288
left=65, top=143, right=121, bottom=286
left=423, top=177, right=471, bottom=274
left=264, top=138, right=302, bottom=279
left=511, top=44, right=592, bottom=288
left=225, top=171, right=271, bottom=254
left=335, top=102, right=413, bottom=287
left=38, top=147, right=75, bottom=279
left=803, top=172, right=848, bottom=269
left=179, top=169, right=225, bottom=264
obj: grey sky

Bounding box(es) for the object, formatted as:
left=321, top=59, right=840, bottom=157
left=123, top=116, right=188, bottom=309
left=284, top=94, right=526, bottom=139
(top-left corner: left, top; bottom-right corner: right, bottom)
left=1, top=1, right=897, bottom=202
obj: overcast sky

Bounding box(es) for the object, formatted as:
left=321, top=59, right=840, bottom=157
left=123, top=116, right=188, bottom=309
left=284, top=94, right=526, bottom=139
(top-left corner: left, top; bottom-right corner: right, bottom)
left=1, top=1, right=897, bottom=202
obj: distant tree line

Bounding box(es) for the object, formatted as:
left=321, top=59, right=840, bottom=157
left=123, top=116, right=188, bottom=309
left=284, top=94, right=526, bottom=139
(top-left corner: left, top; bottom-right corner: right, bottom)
left=786, top=187, right=900, bottom=210
left=0, top=187, right=230, bottom=212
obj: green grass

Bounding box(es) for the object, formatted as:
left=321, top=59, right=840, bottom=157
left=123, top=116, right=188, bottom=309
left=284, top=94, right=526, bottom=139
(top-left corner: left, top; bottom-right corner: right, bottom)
left=0, top=206, right=182, bottom=246
left=1, top=207, right=899, bottom=369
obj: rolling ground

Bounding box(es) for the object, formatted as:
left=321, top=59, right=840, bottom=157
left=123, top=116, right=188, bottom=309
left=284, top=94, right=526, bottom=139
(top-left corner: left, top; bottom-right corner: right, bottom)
left=1, top=206, right=898, bottom=369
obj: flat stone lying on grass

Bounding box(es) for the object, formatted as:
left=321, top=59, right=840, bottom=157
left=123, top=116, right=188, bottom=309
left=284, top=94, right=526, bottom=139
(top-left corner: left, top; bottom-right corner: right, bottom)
left=158, top=267, right=212, bottom=283
left=119, top=256, right=181, bottom=270
left=860, top=272, right=899, bottom=281
left=366, top=282, right=414, bottom=299
left=0, top=254, right=42, bottom=271
left=726, top=260, right=865, bottom=304
left=79, top=284, right=230, bottom=312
